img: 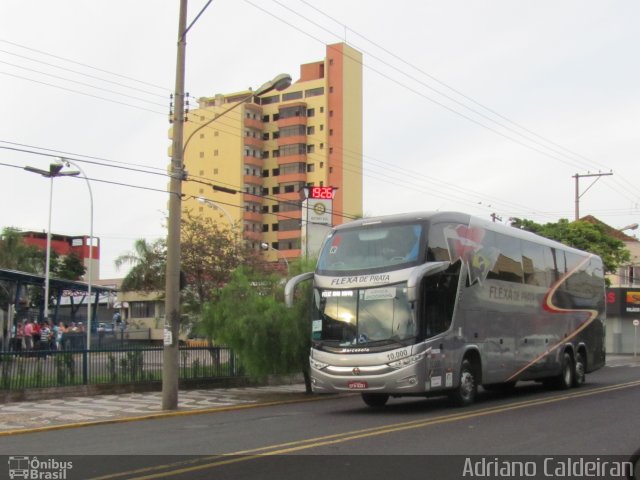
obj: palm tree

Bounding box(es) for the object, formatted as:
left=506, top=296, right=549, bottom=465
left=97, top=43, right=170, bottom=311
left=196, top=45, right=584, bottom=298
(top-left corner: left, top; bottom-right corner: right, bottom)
left=114, top=238, right=166, bottom=292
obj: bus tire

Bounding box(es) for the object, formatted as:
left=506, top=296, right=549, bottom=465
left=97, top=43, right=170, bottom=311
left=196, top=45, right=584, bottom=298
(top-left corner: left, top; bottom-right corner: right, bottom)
left=361, top=393, right=389, bottom=407
left=573, top=351, right=586, bottom=387
left=554, top=351, right=574, bottom=390
left=450, top=359, right=478, bottom=407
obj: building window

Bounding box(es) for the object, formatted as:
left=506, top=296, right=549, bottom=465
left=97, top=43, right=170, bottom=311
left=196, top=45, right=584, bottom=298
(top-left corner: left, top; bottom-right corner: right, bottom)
left=130, top=301, right=154, bottom=318
left=307, top=108, right=315, bottom=117
left=279, top=106, right=306, bottom=119
left=272, top=168, right=280, bottom=176
left=282, top=91, right=303, bottom=101
left=307, top=164, right=315, bottom=173
left=262, top=115, right=270, bottom=122
left=199, top=152, right=204, bottom=158
left=213, top=168, right=219, bottom=175
left=305, top=87, right=324, bottom=97
left=260, top=94, right=280, bottom=105
left=279, top=144, right=306, bottom=156
left=307, top=145, right=315, bottom=154
left=281, top=125, right=306, bottom=137
left=262, top=224, right=269, bottom=232
left=272, top=186, right=280, bottom=194
left=214, top=149, right=219, bottom=156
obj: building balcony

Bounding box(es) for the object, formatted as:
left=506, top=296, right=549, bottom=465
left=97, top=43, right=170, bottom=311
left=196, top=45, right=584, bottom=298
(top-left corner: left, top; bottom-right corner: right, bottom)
left=243, top=174, right=263, bottom=186
left=276, top=191, right=301, bottom=202
left=244, top=117, right=263, bottom=130
left=244, top=156, right=263, bottom=168
left=244, top=231, right=263, bottom=241
left=244, top=136, right=264, bottom=149
left=243, top=210, right=263, bottom=223
left=278, top=172, right=307, bottom=184
left=243, top=192, right=264, bottom=204
left=277, top=135, right=306, bottom=147
left=277, top=116, right=307, bottom=129
left=277, top=229, right=301, bottom=241
left=277, top=153, right=306, bottom=166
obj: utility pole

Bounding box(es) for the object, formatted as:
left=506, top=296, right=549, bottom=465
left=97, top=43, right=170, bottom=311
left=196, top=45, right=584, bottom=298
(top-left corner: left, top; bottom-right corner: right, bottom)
left=573, top=172, right=613, bottom=220
left=163, top=0, right=187, bottom=411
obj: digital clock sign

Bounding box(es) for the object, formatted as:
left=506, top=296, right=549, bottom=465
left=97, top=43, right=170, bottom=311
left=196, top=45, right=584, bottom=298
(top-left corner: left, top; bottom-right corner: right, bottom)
left=309, top=186, right=334, bottom=199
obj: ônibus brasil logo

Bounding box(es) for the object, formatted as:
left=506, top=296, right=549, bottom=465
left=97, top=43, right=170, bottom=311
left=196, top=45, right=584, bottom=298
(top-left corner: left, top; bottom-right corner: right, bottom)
left=8, top=456, right=73, bottom=479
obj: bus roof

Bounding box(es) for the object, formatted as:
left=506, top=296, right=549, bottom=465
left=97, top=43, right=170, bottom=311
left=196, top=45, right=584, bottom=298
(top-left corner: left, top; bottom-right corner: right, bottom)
left=333, top=211, right=597, bottom=259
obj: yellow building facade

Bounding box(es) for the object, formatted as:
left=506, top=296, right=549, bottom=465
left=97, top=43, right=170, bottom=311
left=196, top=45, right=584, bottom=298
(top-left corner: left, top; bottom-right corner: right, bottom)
left=180, top=43, right=363, bottom=262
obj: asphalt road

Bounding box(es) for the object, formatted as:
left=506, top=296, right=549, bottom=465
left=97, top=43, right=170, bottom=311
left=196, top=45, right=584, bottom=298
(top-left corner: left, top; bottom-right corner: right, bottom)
left=2, top=363, right=639, bottom=480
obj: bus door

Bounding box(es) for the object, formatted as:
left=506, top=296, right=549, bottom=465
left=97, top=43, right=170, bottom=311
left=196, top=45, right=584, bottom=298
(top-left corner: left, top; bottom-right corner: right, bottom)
left=421, top=262, right=460, bottom=334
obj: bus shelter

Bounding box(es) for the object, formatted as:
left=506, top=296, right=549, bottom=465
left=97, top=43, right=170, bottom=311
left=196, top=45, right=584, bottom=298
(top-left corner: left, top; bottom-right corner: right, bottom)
left=0, top=268, right=116, bottom=351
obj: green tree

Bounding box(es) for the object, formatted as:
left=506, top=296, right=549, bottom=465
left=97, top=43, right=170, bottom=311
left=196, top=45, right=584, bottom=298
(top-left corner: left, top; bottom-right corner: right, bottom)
left=180, top=210, right=261, bottom=320
left=509, top=217, right=630, bottom=277
left=52, top=251, right=86, bottom=280
left=200, top=258, right=315, bottom=392
left=114, top=238, right=167, bottom=292
left=0, top=227, right=44, bottom=273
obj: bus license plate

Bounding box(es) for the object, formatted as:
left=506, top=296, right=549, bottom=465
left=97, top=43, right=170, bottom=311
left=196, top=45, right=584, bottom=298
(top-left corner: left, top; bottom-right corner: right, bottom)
left=348, top=380, right=368, bottom=389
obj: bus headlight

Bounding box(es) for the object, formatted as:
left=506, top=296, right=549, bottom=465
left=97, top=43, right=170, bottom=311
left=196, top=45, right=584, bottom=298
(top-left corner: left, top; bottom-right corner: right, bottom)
left=310, top=357, right=329, bottom=370
left=387, top=352, right=426, bottom=369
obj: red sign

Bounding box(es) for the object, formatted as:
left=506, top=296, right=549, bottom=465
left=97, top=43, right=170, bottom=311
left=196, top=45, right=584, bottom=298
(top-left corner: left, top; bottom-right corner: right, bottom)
left=347, top=380, right=369, bottom=390
left=310, top=186, right=334, bottom=199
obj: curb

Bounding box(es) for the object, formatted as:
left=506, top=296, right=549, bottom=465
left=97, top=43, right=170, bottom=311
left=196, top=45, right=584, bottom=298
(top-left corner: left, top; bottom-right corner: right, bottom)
left=0, top=393, right=347, bottom=437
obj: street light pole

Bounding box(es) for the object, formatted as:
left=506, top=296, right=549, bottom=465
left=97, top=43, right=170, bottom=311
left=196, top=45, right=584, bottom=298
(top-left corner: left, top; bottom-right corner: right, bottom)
left=24, top=163, right=79, bottom=323
left=163, top=1, right=291, bottom=411
left=61, top=159, right=94, bottom=350
left=163, top=0, right=188, bottom=411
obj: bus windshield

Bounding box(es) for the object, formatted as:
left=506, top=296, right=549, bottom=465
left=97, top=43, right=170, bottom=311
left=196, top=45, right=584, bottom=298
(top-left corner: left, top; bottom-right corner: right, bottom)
left=317, top=223, right=424, bottom=275
left=312, top=284, right=416, bottom=347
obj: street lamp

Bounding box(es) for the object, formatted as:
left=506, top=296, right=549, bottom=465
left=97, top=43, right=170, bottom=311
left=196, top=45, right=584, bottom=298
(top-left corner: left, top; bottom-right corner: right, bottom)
left=196, top=197, right=234, bottom=226
left=24, top=163, right=79, bottom=323
left=60, top=158, right=95, bottom=351
left=620, top=223, right=639, bottom=232
left=261, top=242, right=289, bottom=276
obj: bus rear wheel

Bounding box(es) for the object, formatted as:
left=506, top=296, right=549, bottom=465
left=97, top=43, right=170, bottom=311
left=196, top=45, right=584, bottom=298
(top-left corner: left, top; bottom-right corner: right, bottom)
left=361, top=393, right=389, bottom=407
left=449, top=359, right=478, bottom=407
left=573, top=351, right=586, bottom=387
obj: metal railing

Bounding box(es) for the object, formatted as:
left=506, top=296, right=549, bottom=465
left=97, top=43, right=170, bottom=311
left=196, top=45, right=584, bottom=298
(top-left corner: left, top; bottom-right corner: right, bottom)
left=0, top=345, right=239, bottom=391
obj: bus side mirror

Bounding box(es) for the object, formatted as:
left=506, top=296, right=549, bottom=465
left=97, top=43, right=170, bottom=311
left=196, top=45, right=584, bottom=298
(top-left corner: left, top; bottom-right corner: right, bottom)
left=284, top=271, right=314, bottom=307
left=406, top=261, right=450, bottom=302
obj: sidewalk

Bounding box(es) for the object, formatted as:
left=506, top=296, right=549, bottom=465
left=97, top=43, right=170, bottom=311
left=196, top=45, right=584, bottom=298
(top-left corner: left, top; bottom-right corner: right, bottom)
left=0, top=383, right=313, bottom=435
left=0, top=355, right=638, bottom=435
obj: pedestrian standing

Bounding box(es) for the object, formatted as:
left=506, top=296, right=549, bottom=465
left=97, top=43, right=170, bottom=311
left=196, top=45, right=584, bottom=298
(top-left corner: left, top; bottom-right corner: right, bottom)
left=23, top=319, right=34, bottom=350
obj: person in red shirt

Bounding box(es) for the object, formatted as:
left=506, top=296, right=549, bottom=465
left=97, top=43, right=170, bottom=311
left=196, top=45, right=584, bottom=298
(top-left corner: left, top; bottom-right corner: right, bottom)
left=23, top=319, right=34, bottom=350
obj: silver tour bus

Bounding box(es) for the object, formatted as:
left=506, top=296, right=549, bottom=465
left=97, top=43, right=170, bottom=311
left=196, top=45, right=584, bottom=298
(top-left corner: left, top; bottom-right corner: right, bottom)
left=285, top=212, right=606, bottom=407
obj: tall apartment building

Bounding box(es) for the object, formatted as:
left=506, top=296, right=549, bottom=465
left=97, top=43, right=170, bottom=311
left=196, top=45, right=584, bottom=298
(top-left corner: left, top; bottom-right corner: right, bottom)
left=180, top=43, right=363, bottom=262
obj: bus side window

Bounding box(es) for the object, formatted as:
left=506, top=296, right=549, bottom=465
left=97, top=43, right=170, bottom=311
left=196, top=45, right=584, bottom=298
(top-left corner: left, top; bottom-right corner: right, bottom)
left=422, top=261, right=460, bottom=338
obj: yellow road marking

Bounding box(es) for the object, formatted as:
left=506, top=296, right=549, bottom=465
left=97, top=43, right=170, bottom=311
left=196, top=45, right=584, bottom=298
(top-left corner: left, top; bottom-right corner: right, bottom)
left=88, top=380, right=640, bottom=480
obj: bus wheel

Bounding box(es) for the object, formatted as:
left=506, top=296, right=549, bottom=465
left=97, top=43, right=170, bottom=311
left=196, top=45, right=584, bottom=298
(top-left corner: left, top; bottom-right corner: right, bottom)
left=554, top=351, right=574, bottom=390
left=573, top=352, right=586, bottom=387
left=361, top=393, right=389, bottom=407
left=450, top=359, right=478, bottom=407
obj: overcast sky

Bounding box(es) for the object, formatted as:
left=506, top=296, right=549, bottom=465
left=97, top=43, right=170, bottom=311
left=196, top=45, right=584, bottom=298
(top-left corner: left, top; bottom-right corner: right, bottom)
left=1, top=0, right=638, bottom=279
